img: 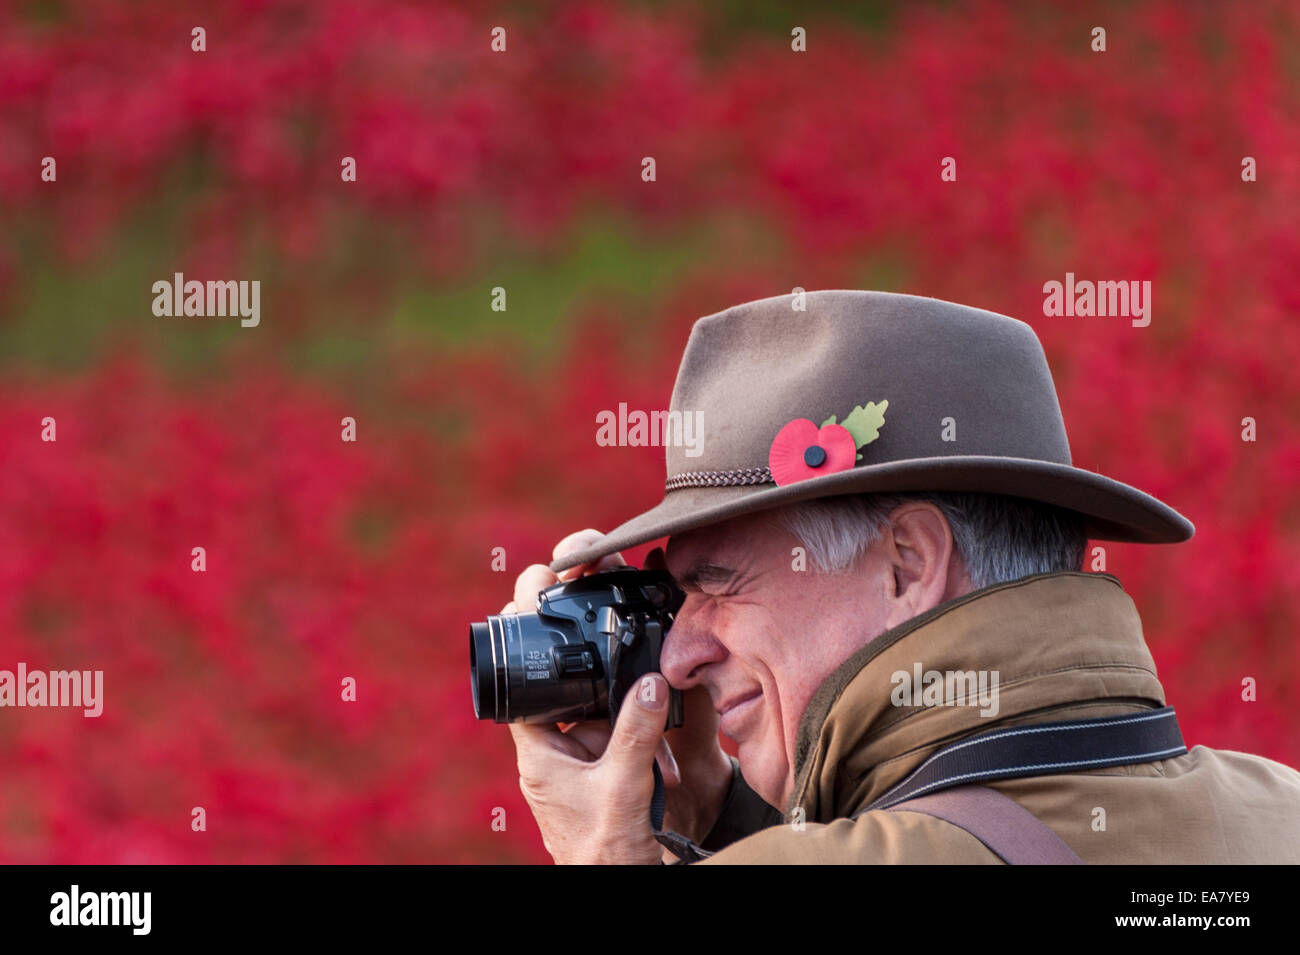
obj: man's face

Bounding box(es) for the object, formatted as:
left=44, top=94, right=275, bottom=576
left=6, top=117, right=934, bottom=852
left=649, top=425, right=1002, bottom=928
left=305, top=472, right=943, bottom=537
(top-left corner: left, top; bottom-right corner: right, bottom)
left=660, top=511, right=899, bottom=811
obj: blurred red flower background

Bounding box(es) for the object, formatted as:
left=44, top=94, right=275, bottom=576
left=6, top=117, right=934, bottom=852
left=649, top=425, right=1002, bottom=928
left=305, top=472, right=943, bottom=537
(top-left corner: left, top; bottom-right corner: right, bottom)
left=1, top=0, right=1297, bottom=862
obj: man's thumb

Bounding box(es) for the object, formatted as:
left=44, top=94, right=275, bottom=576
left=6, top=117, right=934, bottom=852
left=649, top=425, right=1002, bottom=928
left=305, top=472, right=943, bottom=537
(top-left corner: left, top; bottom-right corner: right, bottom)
left=604, top=674, right=670, bottom=771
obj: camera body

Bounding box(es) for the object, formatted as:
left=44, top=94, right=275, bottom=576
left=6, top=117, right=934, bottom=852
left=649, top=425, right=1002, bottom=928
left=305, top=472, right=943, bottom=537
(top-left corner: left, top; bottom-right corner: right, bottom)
left=470, top=566, right=685, bottom=729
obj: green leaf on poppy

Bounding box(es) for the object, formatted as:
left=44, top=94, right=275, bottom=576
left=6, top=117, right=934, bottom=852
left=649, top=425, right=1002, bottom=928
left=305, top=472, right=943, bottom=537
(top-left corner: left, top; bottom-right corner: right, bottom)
left=842, top=400, right=888, bottom=448
left=820, top=414, right=837, bottom=428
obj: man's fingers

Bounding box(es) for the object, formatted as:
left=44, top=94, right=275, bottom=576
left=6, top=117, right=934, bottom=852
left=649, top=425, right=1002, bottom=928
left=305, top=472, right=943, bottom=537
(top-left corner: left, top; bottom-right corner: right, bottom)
left=602, top=674, right=671, bottom=776
left=559, top=714, right=681, bottom=785
left=644, top=546, right=668, bottom=571
left=552, top=528, right=627, bottom=580
left=558, top=552, right=628, bottom=581
left=552, top=528, right=607, bottom=563
left=509, top=530, right=626, bottom=620
left=560, top=721, right=613, bottom=760
left=656, top=737, right=681, bottom=788
left=513, top=564, right=558, bottom=612
left=509, top=721, right=592, bottom=768
left=551, top=530, right=605, bottom=561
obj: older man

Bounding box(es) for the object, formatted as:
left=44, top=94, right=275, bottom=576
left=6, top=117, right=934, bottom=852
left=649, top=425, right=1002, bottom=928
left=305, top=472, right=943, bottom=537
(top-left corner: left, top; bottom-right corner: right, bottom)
left=504, top=290, right=1300, bottom=864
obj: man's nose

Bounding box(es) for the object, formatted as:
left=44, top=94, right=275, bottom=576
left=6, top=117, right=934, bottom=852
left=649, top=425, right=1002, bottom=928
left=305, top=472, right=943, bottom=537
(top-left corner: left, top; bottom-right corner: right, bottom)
left=660, top=601, right=727, bottom=689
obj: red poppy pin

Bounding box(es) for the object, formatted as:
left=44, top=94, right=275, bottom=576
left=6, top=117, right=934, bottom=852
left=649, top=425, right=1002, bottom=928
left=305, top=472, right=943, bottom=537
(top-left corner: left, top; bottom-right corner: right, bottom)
left=768, top=400, right=889, bottom=487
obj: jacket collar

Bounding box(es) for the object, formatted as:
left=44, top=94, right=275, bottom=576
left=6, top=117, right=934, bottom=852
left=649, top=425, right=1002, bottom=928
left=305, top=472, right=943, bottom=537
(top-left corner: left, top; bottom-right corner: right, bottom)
left=787, top=571, right=1168, bottom=822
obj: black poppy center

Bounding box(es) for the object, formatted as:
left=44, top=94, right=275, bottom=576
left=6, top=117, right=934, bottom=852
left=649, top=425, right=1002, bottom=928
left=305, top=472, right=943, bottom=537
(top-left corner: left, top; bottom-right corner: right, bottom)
left=803, top=445, right=827, bottom=467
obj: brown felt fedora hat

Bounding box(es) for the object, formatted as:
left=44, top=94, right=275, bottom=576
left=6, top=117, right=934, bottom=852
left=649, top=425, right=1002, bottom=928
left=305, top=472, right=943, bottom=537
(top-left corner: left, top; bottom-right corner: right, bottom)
left=550, top=290, right=1193, bottom=573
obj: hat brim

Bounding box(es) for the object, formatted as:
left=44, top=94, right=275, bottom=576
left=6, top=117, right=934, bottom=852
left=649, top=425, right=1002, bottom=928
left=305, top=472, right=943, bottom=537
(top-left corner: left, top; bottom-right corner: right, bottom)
left=548, top=456, right=1194, bottom=573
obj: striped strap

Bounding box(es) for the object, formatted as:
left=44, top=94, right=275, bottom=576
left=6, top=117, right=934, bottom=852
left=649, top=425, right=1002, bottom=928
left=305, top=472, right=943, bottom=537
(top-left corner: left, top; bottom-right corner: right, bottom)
left=865, top=706, right=1186, bottom=811
left=665, top=706, right=1184, bottom=863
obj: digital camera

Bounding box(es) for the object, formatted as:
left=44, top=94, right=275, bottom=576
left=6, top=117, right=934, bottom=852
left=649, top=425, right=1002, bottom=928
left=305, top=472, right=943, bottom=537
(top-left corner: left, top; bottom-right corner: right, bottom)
left=469, top=567, right=685, bottom=729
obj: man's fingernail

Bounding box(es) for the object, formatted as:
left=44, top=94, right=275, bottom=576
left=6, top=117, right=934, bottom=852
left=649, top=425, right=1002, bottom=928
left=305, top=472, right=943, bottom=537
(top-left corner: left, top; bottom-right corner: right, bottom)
left=637, top=675, right=665, bottom=710
left=660, top=745, right=680, bottom=783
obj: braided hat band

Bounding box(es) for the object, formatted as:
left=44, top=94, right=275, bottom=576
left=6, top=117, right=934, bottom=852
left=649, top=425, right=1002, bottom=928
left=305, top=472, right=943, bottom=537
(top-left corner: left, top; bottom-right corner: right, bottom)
left=664, top=467, right=773, bottom=491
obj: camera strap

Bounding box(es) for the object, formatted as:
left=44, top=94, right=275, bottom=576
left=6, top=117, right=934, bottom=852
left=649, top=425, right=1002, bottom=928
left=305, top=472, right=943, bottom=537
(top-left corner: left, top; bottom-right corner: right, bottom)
left=651, top=761, right=718, bottom=863
left=652, top=706, right=1186, bottom=864
left=861, top=705, right=1186, bottom=811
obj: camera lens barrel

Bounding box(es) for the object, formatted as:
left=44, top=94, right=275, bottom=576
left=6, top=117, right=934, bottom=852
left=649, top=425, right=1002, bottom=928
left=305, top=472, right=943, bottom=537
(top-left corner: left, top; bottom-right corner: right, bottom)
left=468, top=612, right=605, bottom=724
left=468, top=620, right=501, bottom=721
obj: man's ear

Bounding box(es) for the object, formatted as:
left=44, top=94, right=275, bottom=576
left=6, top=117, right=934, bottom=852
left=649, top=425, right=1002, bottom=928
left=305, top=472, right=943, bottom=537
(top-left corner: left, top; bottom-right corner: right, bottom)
left=880, top=502, right=955, bottom=621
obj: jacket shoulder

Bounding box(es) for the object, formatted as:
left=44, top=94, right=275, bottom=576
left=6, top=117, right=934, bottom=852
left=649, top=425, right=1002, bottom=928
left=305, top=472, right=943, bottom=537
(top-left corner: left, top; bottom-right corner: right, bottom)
left=1189, top=745, right=1300, bottom=788
left=696, top=807, right=1002, bottom=864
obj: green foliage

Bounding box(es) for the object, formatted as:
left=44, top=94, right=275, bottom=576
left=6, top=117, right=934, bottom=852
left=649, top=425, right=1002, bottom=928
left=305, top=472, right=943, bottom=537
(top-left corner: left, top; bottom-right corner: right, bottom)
left=841, top=400, right=888, bottom=447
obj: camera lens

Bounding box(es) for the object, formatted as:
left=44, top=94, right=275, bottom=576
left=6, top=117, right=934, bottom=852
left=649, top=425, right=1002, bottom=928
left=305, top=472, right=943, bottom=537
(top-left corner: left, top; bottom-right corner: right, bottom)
left=469, top=620, right=503, bottom=721
left=468, top=609, right=609, bottom=724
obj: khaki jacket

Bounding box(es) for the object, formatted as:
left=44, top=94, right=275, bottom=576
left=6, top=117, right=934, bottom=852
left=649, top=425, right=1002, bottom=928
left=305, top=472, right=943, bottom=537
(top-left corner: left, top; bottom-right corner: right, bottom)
left=698, top=572, right=1300, bottom=864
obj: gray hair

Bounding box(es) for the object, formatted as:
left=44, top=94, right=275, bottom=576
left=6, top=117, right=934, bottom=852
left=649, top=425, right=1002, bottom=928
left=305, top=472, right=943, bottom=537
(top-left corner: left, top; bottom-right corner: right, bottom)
left=770, top=492, right=1086, bottom=590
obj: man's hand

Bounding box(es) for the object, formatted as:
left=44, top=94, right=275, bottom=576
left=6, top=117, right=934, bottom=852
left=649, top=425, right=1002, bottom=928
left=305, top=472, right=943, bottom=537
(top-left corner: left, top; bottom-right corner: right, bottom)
left=510, top=672, right=674, bottom=864
left=503, top=530, right=733, bottom=864
left=660, top=683, right=734, bottom=846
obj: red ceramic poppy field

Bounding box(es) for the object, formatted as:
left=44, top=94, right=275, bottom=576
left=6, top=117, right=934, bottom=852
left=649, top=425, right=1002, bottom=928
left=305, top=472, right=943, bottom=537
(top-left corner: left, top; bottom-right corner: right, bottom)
left=0, top=1, right=1297, bottom=863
